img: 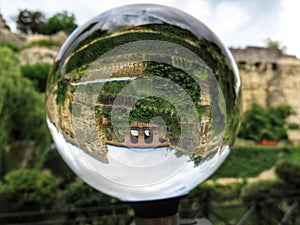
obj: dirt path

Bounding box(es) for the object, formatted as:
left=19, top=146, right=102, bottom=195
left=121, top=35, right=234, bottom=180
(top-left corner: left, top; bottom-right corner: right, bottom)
left=205, top=167, right=277, bottom=185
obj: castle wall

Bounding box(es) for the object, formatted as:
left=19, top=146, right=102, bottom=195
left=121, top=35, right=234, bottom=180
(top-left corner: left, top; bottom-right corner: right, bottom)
left=231, top=47, right=300, bottom=145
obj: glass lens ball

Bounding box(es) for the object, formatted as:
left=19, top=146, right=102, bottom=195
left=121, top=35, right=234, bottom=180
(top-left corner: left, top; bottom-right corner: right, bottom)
left=46, top=4, right=241, bottom=201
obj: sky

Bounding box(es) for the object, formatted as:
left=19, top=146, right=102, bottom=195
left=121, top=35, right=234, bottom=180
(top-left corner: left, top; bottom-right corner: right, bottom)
left=1, top=0, right=300, bottom=58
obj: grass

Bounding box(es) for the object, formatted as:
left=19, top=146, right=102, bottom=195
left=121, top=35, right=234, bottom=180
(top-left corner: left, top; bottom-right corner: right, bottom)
left=212, top=145, right=300, bottom=179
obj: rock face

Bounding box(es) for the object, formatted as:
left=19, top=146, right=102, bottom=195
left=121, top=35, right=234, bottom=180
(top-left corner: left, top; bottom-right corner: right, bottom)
left=19, top=46, right=59, bottom=65
left=0, top=27, right=67, bottom=64
left=19, top=31, right=67, bottom=64
left=231, top=46, right=300, bottom=145
left=0, top=27, right=26, bottom=45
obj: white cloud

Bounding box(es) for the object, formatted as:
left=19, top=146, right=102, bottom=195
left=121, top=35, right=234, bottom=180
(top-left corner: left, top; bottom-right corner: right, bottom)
left=214, top=2, right=250, bottom=34
left=274, top=0, right=300, bottom=57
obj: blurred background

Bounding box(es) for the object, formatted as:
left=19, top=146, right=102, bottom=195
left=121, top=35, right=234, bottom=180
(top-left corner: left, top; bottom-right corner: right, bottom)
left=0, top=0, right=300, bottom=224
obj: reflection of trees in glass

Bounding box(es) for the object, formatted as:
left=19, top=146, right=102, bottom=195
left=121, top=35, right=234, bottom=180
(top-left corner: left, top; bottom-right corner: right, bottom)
left=144, top=62, right=201, bottom=102
left=129, top=96, right=180, bottom=144
left=56, top=77, right=69, bottom=104
left=65, top=23, right=201, bottom=73
left=94, top=62, right=208, bottom=146
left=49, top=19, right=239, bottom=166
left=59, top=21, right=238, bottom=145
left=196, top=39, right=239, bottom=142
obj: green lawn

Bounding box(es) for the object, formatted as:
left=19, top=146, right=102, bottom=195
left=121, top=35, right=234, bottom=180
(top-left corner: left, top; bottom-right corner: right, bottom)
left=212, top=145, right=300, bottom=178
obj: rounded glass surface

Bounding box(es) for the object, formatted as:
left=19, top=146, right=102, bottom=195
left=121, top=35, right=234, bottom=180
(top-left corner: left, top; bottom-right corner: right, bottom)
left=46, top=4, right=241, bottom=201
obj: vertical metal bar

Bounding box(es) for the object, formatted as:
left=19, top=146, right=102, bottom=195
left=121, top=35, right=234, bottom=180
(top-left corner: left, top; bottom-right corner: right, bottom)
left=237, top=203, right=256, bottom=225
left=278, top=201, right=298, bottom=225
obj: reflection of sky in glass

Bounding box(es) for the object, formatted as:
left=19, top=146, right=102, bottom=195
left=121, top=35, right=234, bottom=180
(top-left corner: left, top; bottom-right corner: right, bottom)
left=130, top=129, right=139, bottom=137
left=48, top=117, right=229, bottom=200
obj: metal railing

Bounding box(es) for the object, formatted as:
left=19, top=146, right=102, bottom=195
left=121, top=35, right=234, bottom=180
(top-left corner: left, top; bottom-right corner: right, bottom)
left=1, top=194, right=300, bottom=225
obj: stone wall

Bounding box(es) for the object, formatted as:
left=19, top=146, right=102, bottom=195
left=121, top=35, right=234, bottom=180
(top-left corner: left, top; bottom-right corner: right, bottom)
left=231, top=46, right=300, bottom=145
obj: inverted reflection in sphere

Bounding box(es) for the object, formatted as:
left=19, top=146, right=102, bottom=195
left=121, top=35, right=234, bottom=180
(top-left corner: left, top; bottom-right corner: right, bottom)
left=46, top=4, right=241, bottom=201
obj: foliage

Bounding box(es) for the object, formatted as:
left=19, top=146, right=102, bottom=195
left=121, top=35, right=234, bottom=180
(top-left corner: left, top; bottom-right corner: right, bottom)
left=16, top=9, right=77, bottom=35
left=61, top=180, right=113, bottom=208
left=240, top=159, right=300, bottom=225
left=21, top=63, right=51, bottom=92
left=42, top=149, right=76, bottom=188
left=0, top=43, right=21, bottom=52
left=41, top=11, right=77, bottom=35
left=0, top=46, right=20, bottom=74
left=0, top=47, right=51, bottom=176
left=288, top=123, right=300, bottom=130
left=25, top=39, right=60, bottom=48
left=0, top=169, right=57, bottom=212
left=0, top=74, right=49, bottom=145
left=181, top=183, right=216, bottom=218
left=241, top=180, right=286, bottom=201
left=16, top=9, right=45, bottom=34
left=264, top=38, right=287, bottom=53
left=275, top=160, right=300, bottom=188
left=240, top=180, right=288, bottom=224
left=238, top=103, right=292, bottom=142
left=56, top=77, right=69, bottom=104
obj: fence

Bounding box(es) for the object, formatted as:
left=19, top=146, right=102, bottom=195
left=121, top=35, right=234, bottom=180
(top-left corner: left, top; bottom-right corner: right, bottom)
left=1, top=194, right=300, bottom=225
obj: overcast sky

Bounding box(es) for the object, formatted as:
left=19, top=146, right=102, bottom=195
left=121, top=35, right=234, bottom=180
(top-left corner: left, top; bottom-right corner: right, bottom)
left=1, top=0, right=300, bottom=58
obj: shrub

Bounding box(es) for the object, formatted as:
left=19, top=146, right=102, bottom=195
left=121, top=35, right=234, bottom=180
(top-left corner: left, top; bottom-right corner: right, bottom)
left=240, top=180, right=287, bottom=225
left=21, top=63, right=51, bottom=92
left=238, top=103, right=292, bottom=142
left=0, top=43, right=21, bottom=52
left=275, top=160, right=300, bottom=189
left=288, top=123, right=299, bottom=130
left=25, top=39, right=60, bottom=48
left=0, top=47, right=51, bottom=175
left=0, top=46, right=20, bottom=74
left=60, top=180, right=113, bottom=208
left=0, top=169, right=57, bottom=212
left=241, top=180, right=286, bottom=201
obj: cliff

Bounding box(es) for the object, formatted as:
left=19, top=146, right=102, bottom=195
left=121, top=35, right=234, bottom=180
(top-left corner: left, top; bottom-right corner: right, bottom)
left=0, top=27, right=67, bottom=64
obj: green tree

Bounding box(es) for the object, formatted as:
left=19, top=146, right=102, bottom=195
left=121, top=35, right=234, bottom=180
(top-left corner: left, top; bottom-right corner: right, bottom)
left=41, top=11, right=77, bottom=35
left=0, top=169, right=57, bottom=212
left=264, top=38, right=287, bottom=53
left=238, top=103, right=290, bottom=142
left=16, top=9, right=45, bottom=34
left=61, top=180, right=113, bottom=208
left=60, top=180, right=127, bottom=225
left=0, top=47, right=50, bottom=175
left=21, top=63, right=51, bottom=92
